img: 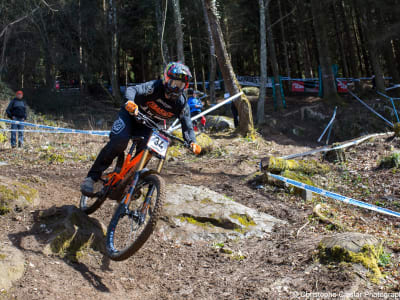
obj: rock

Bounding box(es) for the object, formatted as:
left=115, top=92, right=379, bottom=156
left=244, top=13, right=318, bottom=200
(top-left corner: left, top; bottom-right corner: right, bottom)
left=322, top=146, right=347, bottom=163
left=379, top=152, right=400, bottom=169
left=158, top=184, right=286, bottom=243
left=242, top=87, right=260, bottom=97
left=394, top=123, right=400, bottom=137
left=39, top=205, right=106, bottom=262
left=0, top=176, right=40, bottom=215
left=318, top=232, right=383, bottom=283
left=172, top=131, right=214, bottom=154
left=0, top=244, right=25, bottom=291
left=260, top=156, right=330, bottom=175
left=205, top=115, right=234, bottom=131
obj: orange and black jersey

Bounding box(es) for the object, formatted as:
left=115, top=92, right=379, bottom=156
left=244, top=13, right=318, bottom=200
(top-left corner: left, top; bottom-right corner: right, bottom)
left=125, top=80, right=196, bottom=144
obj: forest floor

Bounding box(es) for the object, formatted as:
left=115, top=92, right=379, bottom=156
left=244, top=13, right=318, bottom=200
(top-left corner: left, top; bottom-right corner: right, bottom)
left=1, top=92, right=400, bottom=299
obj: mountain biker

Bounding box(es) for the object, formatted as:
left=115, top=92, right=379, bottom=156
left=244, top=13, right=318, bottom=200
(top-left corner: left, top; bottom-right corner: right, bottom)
left=81, top=62, right=201, bottom=196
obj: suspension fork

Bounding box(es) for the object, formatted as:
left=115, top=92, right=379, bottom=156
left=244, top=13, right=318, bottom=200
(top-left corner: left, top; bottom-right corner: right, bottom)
left=123, top=149, right=150, bottom=206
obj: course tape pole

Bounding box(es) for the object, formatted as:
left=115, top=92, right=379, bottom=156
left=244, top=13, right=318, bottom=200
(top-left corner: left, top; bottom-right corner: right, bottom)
left=0, top=129, right=109, bottom=136
left=318, top=106, right=337, bottom=143
left=268, top=173, right=400, bottom=218
left=0, top=118, right=110, bottom=136
left=336, top=80, right=394, bottom=128
left=282, top=132, right=391, bottom=160
left=377, top=91, right=400, bottom=123
left=168, top=92, right=243, bottom=132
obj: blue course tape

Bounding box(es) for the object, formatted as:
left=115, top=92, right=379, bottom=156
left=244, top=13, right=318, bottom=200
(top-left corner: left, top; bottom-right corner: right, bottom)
left=318, top=106, right=337, bottom=143
left=0, top=129, right=109, bottom=136
left=268, top=173, right=400, bottom=218
left=0, top=118, right=110, bottom=136
left=336, top=80, right=394, bottom=128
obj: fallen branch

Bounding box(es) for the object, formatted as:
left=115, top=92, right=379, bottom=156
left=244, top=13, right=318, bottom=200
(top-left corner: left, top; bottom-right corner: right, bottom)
left=313, top=203, right=346, bottom=231
left=296, top=220, right=310, bottom=238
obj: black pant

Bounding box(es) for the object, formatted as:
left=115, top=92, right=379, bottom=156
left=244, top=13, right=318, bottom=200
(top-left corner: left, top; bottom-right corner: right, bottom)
left=87, top=108, right=152, bottom=181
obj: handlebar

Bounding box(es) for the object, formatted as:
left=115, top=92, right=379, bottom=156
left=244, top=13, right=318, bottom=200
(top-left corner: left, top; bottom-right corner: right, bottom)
left=135, top=112, right=189, bottom=147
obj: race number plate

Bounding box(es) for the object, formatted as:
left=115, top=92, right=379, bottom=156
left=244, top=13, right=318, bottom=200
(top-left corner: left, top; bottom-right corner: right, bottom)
left=147, top=132, right=169, bottom=157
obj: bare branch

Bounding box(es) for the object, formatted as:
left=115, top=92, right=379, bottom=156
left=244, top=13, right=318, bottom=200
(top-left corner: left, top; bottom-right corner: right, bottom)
left=0, top=7, right=40, bottom=39
left=40, top=0, right=59, bottom=12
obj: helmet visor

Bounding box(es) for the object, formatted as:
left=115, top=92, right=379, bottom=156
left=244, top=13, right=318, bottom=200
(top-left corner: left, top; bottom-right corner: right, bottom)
left=169, top=80, right=186, bottom=91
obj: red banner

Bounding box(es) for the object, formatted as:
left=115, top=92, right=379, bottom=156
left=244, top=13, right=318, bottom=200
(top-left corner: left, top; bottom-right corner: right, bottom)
left=337, top=80, right=348, bottom=93
left=291, top=81, right=305, bottom=92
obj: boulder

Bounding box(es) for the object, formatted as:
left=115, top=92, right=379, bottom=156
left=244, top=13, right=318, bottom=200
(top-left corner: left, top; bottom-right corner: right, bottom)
left=0, top=243, right=25, bottom=291
left=0, top=176, right=40, bottom=215
left=39, top=205, right=106, bottom=262
left=394, top=123, right=400, bottom=137
left=158, top=184, right=285, bottom=243
left=242, top=87, right=260, bottom=97
left=318, top=232, right=383, bottom=283
left=205, top=115, right=234, bottom=132
left=172, top=131, right=214, bottom=153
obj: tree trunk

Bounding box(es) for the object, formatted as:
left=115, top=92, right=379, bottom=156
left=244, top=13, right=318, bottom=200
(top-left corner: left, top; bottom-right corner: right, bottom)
left=266, top=3, right=283, bottom=110
left=189, top=34, right=197, bottom=90
left=201, top=0, right=216, bottom=104
left=155, top=0, right=169, bottom=68
left=257, top=0, right=267, bottom=125
left=357, top=0, right=385, bottom=92
left=172, top=0, right=184, bottom=62
left=109, top=0, right=120, bottom=103
left=277, top=0, right=290, bottom=78
left=332, top=1, right=349, bottom=77
left=310, top=0, right=339, bottom=101
left=204, top=0, right=254, bottom=136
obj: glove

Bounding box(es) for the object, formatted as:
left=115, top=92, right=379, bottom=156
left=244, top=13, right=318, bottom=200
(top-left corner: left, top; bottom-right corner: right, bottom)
left=191, top=143, right=201, bottom=155
left=125, top=101, right=139, bottom=116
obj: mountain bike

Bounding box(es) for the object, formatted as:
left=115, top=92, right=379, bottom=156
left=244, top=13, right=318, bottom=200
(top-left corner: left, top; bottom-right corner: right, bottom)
left=79, top=112, right=191, bottom=261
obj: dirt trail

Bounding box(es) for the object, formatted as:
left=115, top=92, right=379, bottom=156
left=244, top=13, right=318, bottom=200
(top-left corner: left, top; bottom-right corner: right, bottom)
left=1, top=100, right=400, bottom=299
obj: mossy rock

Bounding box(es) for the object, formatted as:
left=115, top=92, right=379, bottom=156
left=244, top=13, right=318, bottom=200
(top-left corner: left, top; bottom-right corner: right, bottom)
left=40, top=205, right=106, bottom=262
left=261, top=156, right=330, bottom=175
left=172, top=130, right=214, bottom=154
left=242, top=87, right=260, bottom=97
left=0, top=176, right=39, bottom=215
left=379, top=152, right=400, bottom=169
left=318, top=232, right=383, bottom=283
left=0, top=244, right=25, bottom=291
left=394, top=123, right=400, bottom=137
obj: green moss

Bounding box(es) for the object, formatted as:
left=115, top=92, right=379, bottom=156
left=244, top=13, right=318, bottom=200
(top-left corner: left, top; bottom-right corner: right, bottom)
left=318, top=242, right=384, bottom=283
left=167, top=145, right=183, bottom=158
left=267, top=156, right=330, bottom=175
left=242, top=87, right=260, bottom=97
left=176, top=216, right=215, bottom=228
left=49, top=229, right=93, bottom=262
left=394, top=122, right=400, bottom=137
left=379, top=152, right=400, bottom=169
left=230, top=214, right=256, bottom=227
left=172, top=130, right=214, bottom=153
left=0, top=253, right=7, bottom=260
left=0, top=183, right=37, bottom=214
left=0, top=133, right=7, bottom=143
left=200, top=197, right=213, bottom=204
left=281, top=170, right=314, bottom=195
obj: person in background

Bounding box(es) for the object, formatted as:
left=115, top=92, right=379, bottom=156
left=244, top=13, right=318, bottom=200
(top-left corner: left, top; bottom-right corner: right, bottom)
left=187, top=89, right=204, bottom=131
left=6, top=90, right=27, bottom=148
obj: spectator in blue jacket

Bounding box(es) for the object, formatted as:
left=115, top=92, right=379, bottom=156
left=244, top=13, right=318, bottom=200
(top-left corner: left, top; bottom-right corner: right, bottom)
left=6, top=91, right=27, bottom=148
left=187, top=89, right=203, bottom=128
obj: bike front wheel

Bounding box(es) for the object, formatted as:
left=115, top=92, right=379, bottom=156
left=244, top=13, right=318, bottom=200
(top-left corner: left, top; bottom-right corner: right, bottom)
left=105, top=174, right=165, bottom=261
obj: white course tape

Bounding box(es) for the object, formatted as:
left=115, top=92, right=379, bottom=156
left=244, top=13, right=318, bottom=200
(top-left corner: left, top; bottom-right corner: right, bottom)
left=268, top=172, right=400, bottom=218
left=0, top=129, right=109, bottom=136
left=282, top=132, right=392, bottom=160
left=0, top=118, right=110, bottom=136
left=168, top=92, right=243, bottom=132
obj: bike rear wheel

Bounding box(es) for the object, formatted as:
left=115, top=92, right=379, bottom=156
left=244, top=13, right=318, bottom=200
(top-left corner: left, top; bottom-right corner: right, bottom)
left=106, top=174, right=165, bottom=261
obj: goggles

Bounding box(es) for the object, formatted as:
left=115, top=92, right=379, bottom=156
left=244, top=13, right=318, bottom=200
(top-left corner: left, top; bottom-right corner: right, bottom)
left=167, top=80, right=186, bottom=93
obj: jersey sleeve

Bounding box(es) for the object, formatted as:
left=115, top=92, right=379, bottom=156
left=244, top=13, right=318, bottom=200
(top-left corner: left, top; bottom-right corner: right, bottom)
left=179, top=103, right=196, bottom=144
left=125, top=81, right=156, bottom=105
